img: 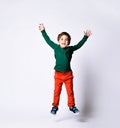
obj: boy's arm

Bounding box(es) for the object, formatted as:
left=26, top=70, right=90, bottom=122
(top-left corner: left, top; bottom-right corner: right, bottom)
left=39, top=24, right=57, bottom=49
left=71, top=30, right=92, bottom=51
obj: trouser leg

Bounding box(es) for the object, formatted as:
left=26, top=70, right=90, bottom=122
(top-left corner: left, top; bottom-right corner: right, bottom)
left=52, top=78, right=63, bottom=106
left=64, top=78, right=75, bottom=107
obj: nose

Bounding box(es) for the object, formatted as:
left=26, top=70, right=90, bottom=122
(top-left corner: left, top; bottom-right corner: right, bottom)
left=63, top=40, right=66, bottom=42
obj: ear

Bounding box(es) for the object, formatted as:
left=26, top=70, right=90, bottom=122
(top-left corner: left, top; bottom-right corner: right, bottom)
left=68, top=41, right=70, bottom=45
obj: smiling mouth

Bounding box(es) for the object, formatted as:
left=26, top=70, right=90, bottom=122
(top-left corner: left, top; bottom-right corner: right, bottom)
left=62, top=43, right=66, bottom=45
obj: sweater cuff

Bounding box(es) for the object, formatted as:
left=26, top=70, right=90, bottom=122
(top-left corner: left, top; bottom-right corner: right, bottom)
left=84, top=35, right=89, bottom=39
left=41, top=29, right=45, bottom=33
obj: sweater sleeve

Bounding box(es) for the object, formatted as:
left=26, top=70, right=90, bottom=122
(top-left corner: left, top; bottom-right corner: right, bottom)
left=71, top=35, right=88, bottom=51
left=41, top=30, right=57, bottom=49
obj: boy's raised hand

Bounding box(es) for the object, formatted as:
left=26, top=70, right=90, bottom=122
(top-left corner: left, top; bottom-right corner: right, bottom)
left=84, top=30, right=92, bottom=37
left=39, top=23, right=45, bottom=31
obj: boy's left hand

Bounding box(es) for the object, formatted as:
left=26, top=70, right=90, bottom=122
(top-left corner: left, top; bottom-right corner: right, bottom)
left=39, top=23, right=45, bottom=31
left=84, top=30, right=92, bottom=37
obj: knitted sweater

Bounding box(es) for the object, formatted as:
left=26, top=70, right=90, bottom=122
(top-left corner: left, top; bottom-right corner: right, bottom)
left=41, top=30, right=88, bottom=72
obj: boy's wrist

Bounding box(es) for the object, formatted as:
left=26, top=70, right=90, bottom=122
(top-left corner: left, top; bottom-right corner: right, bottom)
left=84, top=35, right=89, bottom=38
left=41, top=29, right=45, bottom=32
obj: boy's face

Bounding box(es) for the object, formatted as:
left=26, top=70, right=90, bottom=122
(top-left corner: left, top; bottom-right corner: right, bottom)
left=58, top=35, right=69, bottom=48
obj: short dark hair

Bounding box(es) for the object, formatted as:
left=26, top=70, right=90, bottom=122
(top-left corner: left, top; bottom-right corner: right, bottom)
left=57, top=32, right=71, bottom=45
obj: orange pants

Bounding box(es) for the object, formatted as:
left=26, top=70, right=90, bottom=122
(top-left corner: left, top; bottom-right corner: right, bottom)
left=52, top=71, right=75, bottom=107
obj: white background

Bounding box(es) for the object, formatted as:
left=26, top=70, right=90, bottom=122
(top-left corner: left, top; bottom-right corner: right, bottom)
left=0, top=0, right=120, bottom=128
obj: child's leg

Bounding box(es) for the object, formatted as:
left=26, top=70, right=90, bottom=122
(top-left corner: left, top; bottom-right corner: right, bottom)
left=64, top=78, right=75, bottom=107
left=52, top=78, right=63, bottom=106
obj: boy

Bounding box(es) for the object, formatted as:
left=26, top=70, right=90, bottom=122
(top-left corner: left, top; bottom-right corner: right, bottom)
left=39, top=24, right=92, bottom=115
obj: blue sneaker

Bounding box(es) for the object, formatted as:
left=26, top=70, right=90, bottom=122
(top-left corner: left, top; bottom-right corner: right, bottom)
left=69, top=106, right=79, bottom=114
left=50, top=106, right=58, bottom=115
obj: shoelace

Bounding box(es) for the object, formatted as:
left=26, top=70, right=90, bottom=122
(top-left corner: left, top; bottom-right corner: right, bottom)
left=52, top=107, right=58, bottom=110
left=72, top=107, right=77, bottom=110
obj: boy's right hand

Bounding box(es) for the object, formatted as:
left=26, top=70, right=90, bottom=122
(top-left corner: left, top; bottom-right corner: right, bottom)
left=39, top=24, right=45, bottom=31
